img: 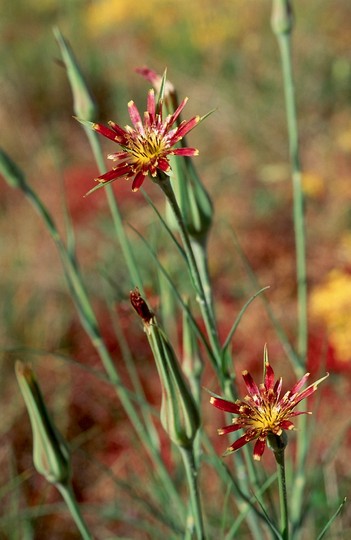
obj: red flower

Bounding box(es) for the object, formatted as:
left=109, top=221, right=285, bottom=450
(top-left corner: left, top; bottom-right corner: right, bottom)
left=82, top=86, right=200, bottom=194
left=210, top=352, right=328, bottom=460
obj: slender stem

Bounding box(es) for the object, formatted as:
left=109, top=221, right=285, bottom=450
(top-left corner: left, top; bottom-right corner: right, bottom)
left=57, top=483, right=93, bottom=540
left=274, top=15, right=307, bottom=374
left=22, top=183, right=184, bottom=517
left=274, top=450, right=289, bottom=540
left=85, top=128, right=143, bottom=289
left=157, top=176, right=221, bottom=367
left=273, top=2, right=308, bottom=529
left=180, top=446, right=206, bottom=540
left=190, top=237, right=216, bottom=324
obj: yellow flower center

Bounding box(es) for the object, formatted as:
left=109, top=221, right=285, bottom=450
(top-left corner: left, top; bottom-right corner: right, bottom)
left=128, top=131, right=168, bottom=168
left=249, top=404, right=281, bottom=432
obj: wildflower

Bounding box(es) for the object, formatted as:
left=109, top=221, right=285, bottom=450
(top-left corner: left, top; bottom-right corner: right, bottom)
left=137, top=67, right=214, bottom=241
left=80, top=85, right=200, bottom=194
left=210, top=350, right=328, bottom=460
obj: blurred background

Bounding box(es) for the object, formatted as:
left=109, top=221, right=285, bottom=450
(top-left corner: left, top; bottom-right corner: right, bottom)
left=1, top=0, right=351, bottom=537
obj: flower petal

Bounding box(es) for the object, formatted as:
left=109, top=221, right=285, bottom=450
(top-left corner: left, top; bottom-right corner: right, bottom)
left=253, top=437, right=266, bottom=461
left=167, top=97, right=188, bottom=127
left=170, top=117, right=200, bottom=143
left=279, top=420, right=295, bottom=430
left=242, top=370, right=260, bottom=400
left=223, top=433, right=255, bottom=456
left=128, top=101, right=144, bottom=134
left=108, top=120, right=128, bottom=140
left=132, top=171, right=147, bottom=192
left=290, top=372, right=310, bottom=395
left=146, top=89, right=156, bottom=122
left=264, top=362, right=275, bottom=391
left=93, top=122, right=121, bottom=142
left=172, top=147, right=199, bottom=156
left=210, top=396, right=241, bottom=414
left=96, top=164, right=132, bottom=183
left=217, top=423, right=242, bottom=435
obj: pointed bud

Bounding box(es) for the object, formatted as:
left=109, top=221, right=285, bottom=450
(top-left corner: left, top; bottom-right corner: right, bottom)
left=54, top=27, right=98, bottom=121
left=0, top=149, right=27, bottom=191
left=130, top=289, right=200, bottom=447
left=130, top=287, right=154, bottom=325
left=15, top=361, right=71, bottom=486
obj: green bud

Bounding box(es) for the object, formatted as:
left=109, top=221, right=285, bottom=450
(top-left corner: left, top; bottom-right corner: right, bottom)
left=54, top=27, right=98, bottom=122
left=130, top=290, right=200, bottom=448
left=267, top=431, right=288, bottom=461
left=271, top=0, right=294, bottom=35
left=15, top=361, right=71, bottom=486
left=0, top=148, right=27, bottom=191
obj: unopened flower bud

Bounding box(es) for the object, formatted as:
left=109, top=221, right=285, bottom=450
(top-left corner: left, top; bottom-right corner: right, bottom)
left=130, top=288, right=154, bottom=326
left=130, top=289, right=200, bottom=447
left=267, top=431, right=288, bottom=454
left=271, top=0, right=294, bottom=35
left=15, top=361, right=71, bottom=486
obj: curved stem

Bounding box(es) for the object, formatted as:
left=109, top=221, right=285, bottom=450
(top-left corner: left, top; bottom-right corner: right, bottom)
left=57, top=483, right=93, bottom=540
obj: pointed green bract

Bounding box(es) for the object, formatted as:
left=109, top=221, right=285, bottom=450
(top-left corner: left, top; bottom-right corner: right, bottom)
left=54, top=27, right=98, bottom=121
left=15, top=361, right=71, bottom=486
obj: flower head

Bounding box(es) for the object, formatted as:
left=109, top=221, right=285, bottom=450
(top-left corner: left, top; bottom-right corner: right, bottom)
left=81, top=83, right=200, bottom=194
left=210, top=350, right=328, bottom=460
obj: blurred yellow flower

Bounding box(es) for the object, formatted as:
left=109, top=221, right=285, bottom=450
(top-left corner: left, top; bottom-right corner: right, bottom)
left=310, top=269, right=351, bottom=362
left=337, top=128, right=351, bottom=152
left=302, top=172, right=325, bottom=198
left=85, top=0, right=261, bottom=50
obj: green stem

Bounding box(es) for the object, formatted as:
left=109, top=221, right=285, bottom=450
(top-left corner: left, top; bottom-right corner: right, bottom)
left=57, top=483, right=93, bottom=540
left=85, top=128, right=143, bottom=290
left=156, top=176, right=221, bottom=369
left=274, top=12, right=307, bottom=374
left=22, top=183, right=184, bottom=518
left=190, top=237, right=216, bottom=325
left=180, top=446, right=206, bottom=540
left=158, top=178, right=264, bottom=535
left=274, top=450, right=289, bottom=540
left=273, top=1, right=308, bottom=528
